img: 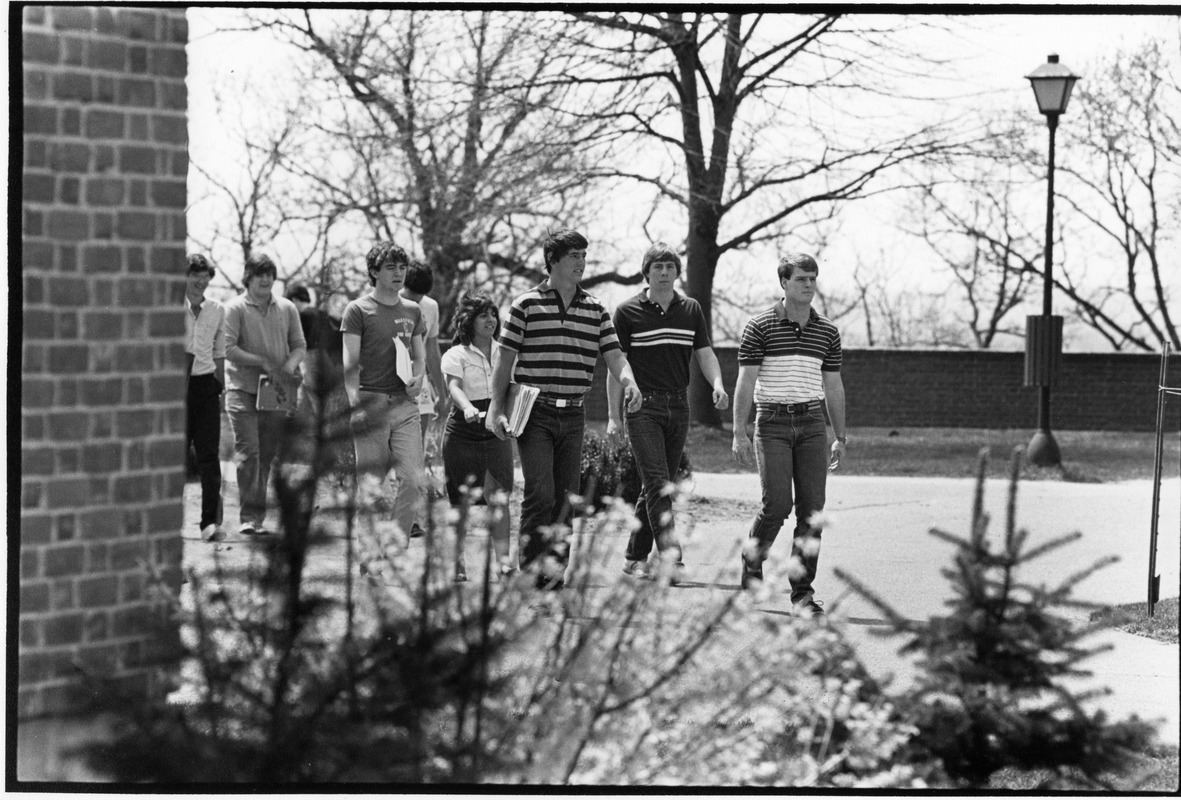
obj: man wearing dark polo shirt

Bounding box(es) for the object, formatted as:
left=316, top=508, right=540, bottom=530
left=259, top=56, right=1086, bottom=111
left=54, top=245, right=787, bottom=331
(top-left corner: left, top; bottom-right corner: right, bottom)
left=487, top=229, right=643, bottom=589
left=607, top=242, right=729, bottom=584
left=731, top=253, right=847, bottom=618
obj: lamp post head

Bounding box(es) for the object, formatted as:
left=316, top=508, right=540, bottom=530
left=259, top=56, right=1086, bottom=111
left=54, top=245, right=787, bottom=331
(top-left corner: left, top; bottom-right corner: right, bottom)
left=1026, top=54, right=1081, bottom=116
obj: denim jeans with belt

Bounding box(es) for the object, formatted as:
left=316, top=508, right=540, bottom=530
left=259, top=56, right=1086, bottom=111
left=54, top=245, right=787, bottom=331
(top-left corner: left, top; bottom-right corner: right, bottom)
left=625, top=390, right=690, bottom=562
left=225, top=389, right=288, bottom=528
left=353, top=390, right=426, bottom=538
left=515, top=401, right=585, bottom=569
left=749, top=403, right=829, bottom=603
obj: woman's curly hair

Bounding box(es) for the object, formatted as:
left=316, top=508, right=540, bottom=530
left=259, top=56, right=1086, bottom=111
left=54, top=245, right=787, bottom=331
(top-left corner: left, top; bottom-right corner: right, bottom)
left=452, top=293, right=501, bottom=347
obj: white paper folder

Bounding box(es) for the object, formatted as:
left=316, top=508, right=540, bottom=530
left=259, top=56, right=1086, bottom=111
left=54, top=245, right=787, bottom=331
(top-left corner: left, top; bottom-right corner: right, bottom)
left=392, top=336, right=414, bottom=383
left=504, top=383, right=539, bottom=436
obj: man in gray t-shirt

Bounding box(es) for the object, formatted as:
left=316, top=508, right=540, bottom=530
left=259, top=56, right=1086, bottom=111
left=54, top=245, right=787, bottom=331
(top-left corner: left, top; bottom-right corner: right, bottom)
left=342, top=242, right=428, bottom=541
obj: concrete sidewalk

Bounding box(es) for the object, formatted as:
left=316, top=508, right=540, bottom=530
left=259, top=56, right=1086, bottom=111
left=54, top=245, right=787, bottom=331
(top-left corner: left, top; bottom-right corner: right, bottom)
left=684, top=471, right=1181, bottom=747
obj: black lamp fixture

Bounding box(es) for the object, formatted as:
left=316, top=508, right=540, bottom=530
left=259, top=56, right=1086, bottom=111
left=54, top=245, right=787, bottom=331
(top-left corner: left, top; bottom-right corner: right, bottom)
left=1023, top=54, right=1080, bottom=467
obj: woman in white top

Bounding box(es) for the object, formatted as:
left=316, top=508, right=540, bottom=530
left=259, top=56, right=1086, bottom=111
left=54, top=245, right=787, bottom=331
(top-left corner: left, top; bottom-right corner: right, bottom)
left=440, top=294, right=515, bottom=581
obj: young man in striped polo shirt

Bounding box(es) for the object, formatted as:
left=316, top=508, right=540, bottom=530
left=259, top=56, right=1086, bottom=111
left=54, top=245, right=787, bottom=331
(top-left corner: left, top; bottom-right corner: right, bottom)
left=487, top=229, right=643, bottom=589
left=607, top=242, right=729, bottom=584
left=731, top=253, right=847, bottom=618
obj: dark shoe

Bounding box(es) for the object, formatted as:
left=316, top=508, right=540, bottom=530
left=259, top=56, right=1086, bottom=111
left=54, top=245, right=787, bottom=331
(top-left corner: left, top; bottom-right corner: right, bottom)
left=740, top=553, right=763, bottom=590
left=669, top=561, right=687, bottom=587
left=409, top=523, right=426, bottom=539
left=622, top=559, right=652, bottom=579
left=535, top=573, right=565, bottom=591
left=793, top=597, right=825, bottom=619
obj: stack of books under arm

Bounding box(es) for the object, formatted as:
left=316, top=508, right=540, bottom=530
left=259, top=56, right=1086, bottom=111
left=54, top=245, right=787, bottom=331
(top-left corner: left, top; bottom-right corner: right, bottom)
left=504, top=383, right=539, bottom=437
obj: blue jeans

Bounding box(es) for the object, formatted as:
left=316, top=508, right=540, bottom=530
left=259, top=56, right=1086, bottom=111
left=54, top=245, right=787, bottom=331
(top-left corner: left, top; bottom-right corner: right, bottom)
left=225, top=389, right=288, bottom=528
left=749, top=404, right=829, bottom=603
left=353, top=391, right=426, bottom=537
left=515, top=402, right=585, bottom=569
left=625, top=391, right=689, bottom=562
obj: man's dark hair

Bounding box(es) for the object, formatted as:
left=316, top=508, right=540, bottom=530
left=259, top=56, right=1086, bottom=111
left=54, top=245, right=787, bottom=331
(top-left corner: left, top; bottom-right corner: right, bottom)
left=777, top=253, right=820, bottom=282
left=542, top=228, right=588, bottom=273
left=365, top=242, right=409, bottom=287
left=186, top=253, right=215, bottom=278
left=243, top=253, right=278, bottom=288
left=640, top=242, right=682, bottom=279
left=286, top=283, right=312, bottom=303
left=404, top=261, right=434, bottom=295
left=452, top=293, right=500, bottom=347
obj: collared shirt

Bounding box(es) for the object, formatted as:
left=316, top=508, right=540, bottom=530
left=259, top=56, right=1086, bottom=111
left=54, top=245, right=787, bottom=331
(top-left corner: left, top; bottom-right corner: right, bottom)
left=498, top=280, right=620, bottom=397
left=223, top=293, right=307, bottom=393
left=184, top=296, right=225, bottom=377
left=440, top=341, right=498, bottom=401
left=613, top=289, right=711, bottom=394
left=738, top=301, right=841, bottom=405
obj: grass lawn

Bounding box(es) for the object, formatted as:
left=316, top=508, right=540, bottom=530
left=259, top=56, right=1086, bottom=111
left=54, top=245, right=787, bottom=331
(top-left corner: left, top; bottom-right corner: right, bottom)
left=1091, top=596, right=1180, bottom=644
left=663, top=423, right=1181, bottom=483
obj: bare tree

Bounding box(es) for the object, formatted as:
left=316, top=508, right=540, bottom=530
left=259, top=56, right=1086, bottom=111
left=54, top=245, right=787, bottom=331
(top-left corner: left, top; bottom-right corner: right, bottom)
left=188, top=84, right=344, bottom=292
left=566, top=12, right=972, bottom=423
left=901, top=138, right=1039, bottom=348
left=1054, top=36, right=1180, bottom=350
left=244, top=10, right=644, bottom=331
left=901, top=36, right=1180, bottom=353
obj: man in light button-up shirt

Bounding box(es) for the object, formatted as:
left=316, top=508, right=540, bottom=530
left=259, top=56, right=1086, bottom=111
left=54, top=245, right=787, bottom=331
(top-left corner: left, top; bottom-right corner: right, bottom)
left=184, top=254, right=227, bottom=542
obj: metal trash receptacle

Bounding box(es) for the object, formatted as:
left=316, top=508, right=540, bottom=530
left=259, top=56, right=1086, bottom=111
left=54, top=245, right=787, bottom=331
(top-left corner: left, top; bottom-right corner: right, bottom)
left=1024, top=314, right=1063, bottom=387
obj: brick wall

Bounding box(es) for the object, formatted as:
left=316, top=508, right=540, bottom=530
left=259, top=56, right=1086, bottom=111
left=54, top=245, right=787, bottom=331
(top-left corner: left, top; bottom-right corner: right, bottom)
left=584, top=348, right=1181, bottom=432
left=20, top=6, right=188, bottom=721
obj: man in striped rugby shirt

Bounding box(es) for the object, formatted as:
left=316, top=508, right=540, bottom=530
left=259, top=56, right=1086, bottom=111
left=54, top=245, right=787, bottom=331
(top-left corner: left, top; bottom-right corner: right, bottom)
left=487, top=229, right=643, bottom=589
left=607, top=242, right=729, bottom=585
left=731, top=253, right=847, bottom=618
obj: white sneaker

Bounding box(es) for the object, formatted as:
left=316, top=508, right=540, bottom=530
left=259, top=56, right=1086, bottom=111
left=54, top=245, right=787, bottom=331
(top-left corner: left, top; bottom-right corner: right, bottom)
left=202, top=524, right=226, bottom=542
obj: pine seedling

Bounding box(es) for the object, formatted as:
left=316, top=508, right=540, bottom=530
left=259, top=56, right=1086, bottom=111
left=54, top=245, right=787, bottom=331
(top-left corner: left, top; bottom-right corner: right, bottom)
left=835, top=447, right=1155, bottom=787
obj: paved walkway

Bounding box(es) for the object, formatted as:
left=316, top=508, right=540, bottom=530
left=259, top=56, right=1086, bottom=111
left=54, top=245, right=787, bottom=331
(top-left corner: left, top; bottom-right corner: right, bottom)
left=683, top=471, right=1181, bottom=747
left=196, top=463, right=1180, bottom=746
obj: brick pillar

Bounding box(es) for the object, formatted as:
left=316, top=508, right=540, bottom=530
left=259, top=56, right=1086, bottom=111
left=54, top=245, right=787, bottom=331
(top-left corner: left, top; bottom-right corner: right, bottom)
left=19, top=6, right=188, bottom=728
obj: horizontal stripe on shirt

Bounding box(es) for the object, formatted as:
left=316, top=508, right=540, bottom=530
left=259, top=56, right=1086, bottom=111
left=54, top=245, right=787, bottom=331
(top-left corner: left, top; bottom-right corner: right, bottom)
left=498, top=281, right=620, bottom=396
left=738, top=303, right=841, bottom=405
left=629, top=327, right=697, bottom=347
left=613, top=291, right=711, bottom=395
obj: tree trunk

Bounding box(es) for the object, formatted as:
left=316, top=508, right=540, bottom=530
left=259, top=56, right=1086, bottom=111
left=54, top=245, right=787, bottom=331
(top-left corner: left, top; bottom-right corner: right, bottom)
left=685, top=204, right=722, bottom=427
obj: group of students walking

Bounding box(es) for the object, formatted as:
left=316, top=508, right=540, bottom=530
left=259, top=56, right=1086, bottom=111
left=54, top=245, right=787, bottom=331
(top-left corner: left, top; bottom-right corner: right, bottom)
left=183, top=229, right=848, bottom=617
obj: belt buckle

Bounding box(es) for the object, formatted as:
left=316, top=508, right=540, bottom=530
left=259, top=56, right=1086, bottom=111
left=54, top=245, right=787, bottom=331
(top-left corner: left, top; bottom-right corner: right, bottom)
left=555, top=398, right=568, bottom=408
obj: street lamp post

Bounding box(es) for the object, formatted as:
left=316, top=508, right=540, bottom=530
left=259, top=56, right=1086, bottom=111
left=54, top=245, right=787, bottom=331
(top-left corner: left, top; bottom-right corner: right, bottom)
left=1024, top=54, right=1080, bottom=467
